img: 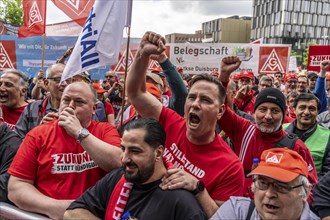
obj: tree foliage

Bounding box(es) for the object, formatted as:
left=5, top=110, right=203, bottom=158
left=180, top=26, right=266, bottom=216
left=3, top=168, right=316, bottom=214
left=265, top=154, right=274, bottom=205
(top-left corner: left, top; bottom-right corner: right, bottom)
left=0, top=0, right=23, bottom=25
left=303, top=42, right=318, bottom=68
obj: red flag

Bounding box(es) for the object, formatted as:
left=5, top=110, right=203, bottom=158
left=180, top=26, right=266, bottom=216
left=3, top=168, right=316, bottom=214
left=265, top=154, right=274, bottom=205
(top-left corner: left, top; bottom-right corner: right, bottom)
left=18, top=0, right=46, bottom=38
left=51, top=0, right=95, bottom=27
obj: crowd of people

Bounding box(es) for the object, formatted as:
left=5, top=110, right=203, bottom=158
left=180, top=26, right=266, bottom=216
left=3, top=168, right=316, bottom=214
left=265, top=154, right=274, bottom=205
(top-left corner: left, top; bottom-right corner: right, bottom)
left=0, top=31, right=330, bottom=220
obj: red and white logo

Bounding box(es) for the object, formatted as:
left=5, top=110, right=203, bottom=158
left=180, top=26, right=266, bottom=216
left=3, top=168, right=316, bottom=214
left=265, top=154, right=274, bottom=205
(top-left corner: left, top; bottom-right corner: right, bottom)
left=265, top=152, right=283, bottom=164
left=51, top=0, right=95, bottom=26
left=114, top=48, right=134, bottom=73
left=258, top=46, right=289, bottom=74
left=0, top=41, right=16, bottom=70
left=28, top=1, right=43, bottom=28
left=260, top=49, right=284, bottom=73
left=148, top=60, right=161, bottom=70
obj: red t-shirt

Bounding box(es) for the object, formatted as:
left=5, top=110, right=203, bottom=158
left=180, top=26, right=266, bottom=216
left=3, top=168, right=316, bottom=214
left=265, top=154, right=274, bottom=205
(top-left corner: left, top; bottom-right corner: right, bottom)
left=1, top=104, right=28, bottom=130
left=9, top=120, right=121, bottom=200
left=104, top=101, right=114, bottom=116
left=159, top=107, right=244, bottom=201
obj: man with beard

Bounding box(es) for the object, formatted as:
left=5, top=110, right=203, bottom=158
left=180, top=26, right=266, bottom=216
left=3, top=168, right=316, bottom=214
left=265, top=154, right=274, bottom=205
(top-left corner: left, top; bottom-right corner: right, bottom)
left=14, top=63, right=71, bottom=139
left=283, top=93, right=330, bottom=177
left=126, top=32, right=244, bottom=218
left=0, top=69, right=29, bottom=130
left=64, top=118, right=206, bottom=220
left=8, top=82, right=122, bottom=219
left=218, top=56, right=317, bottom=202
left=210, top=148, right=319, bottom=220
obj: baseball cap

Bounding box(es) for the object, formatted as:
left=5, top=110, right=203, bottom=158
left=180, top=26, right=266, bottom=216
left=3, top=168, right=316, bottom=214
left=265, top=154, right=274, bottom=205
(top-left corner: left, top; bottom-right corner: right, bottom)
left=237, top=70, right=254, bottom=80
left=284, top=72, right=298, bottom=82
left=248, top=148, right=308, bottom=182
left=146, top=72, right=164, bottom=89
left=92, top=83, right=106, bottom=94
left=150, top=67, right=162, bottom=74
left=146, top=82, right=161, bottom=100
left=177, top=67, right=183, bottom=72
left=211, top=70, right=219, bottom=78
left=307, top=72, right=318, bottom=79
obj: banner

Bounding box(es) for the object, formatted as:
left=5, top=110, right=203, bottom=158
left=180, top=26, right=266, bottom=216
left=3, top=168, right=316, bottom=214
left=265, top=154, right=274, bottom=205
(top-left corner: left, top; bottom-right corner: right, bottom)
left=62, top=0, right=132, bottom=81
left=18, top=0, right=46, bottom=38
left=168, top=43, right=291, bottom=75
left=307, top=45, right=330, bottom=72
left=51, top=0, right=95, bottom=27
left=46, top=19, right=84, bottom=36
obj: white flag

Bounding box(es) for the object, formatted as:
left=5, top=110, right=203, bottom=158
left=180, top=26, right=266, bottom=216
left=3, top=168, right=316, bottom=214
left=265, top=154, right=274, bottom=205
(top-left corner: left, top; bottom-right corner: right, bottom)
left=61, top=0, right=132, bottom=81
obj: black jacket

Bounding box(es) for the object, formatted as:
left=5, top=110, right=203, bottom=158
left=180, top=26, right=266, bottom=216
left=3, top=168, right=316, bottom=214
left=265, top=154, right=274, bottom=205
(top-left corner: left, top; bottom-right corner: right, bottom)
left=0, top=123, right=21, bottom=203
left=313, top=170, right=330, bottom=218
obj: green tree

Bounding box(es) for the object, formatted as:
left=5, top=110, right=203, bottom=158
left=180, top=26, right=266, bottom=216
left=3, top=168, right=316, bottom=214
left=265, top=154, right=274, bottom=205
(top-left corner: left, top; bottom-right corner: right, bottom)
left=303, top=42, right=318, bottom=68
left=0, top=0, right=23, bottom=25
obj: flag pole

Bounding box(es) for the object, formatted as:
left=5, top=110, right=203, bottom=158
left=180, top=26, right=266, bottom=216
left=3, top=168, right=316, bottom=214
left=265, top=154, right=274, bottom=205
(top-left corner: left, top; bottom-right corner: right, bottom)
left=119, top=27, right=131, bottom=136
left=41, top=34, right=46, bottom=78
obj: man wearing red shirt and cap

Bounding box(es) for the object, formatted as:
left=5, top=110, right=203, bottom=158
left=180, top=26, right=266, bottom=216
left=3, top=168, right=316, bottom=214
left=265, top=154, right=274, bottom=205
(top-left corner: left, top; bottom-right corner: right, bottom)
left=234, top=70, right=256, bottom=115
left=284, top=72, right=298, bottom=95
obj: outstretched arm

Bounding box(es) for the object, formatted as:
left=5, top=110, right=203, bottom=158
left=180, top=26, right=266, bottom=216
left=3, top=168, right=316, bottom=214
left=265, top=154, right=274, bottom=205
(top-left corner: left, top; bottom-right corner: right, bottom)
left=315, top=60, right=330, bottom=113
left=127, top=32, right=166, bottom=120
left=157, top=53, right=188, bottom=116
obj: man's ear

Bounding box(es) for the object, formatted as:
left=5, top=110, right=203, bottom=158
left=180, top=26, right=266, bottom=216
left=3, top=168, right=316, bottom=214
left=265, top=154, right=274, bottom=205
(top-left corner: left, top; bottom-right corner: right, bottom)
left=20, top=87, right=27, bottom=96
left=155, top=145, right=164, bottom=161
left=216, top=104, right=225, bottom=120
left=92, top=102, right=97, bottom=114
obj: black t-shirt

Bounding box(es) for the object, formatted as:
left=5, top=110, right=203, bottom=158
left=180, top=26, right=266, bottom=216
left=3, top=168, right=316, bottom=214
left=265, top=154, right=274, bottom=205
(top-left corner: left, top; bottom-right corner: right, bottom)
left=109, top=94, right=123, bottom=118
left=68, top=168, right=206, bottom=220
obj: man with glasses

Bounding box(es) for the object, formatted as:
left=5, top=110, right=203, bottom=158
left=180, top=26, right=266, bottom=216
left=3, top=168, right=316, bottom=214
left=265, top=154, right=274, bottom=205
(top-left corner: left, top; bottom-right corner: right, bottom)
left=210, top=148, right=319, bottom=220
left=104, top=71, right=119, bottom=97
left=297, top=74, right=309, bottom=94
left=0, top=69, right=29, bottom=130
left=14, top=63, right=71, bottom=139
left=284, top=72, right=298, bottom=95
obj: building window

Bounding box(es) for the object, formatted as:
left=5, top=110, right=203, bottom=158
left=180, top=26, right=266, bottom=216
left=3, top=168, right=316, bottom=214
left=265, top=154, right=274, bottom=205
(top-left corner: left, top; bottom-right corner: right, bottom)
left=294, top=0, right=301, bottom=12
left=317, top=2, right=323, bottom=14
left=305, top=14, right=311, bottom=25
left=287, top=0, right=294, bottom=11
left=310, top=1, right=316, bottom=14
left=291, top=12, right=298, bottom=24
left=284, top=11, right=290, bottom=24
left=313, top=14, right=318, bottom=26
left=266, top=14, right=270, bottom=26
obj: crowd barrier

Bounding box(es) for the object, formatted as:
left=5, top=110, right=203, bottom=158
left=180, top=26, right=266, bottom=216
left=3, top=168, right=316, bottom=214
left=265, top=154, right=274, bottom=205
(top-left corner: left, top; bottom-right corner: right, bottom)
left=0, top=202, right=49, bottom=220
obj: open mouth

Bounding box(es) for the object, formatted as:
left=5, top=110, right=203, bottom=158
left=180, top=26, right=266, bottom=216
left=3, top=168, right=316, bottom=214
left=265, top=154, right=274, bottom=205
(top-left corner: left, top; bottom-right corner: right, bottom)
left=0, top=94, right=8, bottom=103
left=265, top=204, right=279, bottom=210
left=189, top=113, right=200, bottom=126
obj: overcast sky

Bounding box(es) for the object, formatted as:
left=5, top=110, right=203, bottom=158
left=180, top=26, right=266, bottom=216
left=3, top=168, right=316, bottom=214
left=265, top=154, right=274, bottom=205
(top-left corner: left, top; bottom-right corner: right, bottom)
left=47, top=0, right=253, bottom=38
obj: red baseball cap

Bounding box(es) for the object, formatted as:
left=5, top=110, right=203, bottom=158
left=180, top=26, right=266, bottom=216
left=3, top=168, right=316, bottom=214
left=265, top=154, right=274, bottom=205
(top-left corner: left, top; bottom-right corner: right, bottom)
left=211, top=70, right=219, bottom=78
left=237, top=70, right=254, bottom=80
left=177, top=67, right=183, bottom=72
left=150, top=67, right=162, bottom=74
left=92, top=83, right=106, bottom=94
left=284, top=73, right=298, bottom=82
left=248, top=148, right=308, bottom=182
